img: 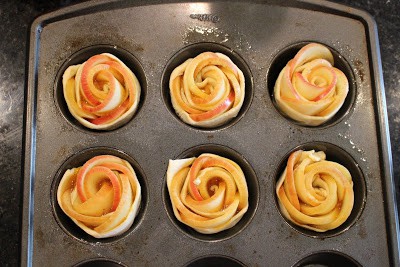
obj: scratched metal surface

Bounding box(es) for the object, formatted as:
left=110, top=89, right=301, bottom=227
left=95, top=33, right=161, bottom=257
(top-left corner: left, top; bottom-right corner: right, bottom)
left=21, top=0, right=399, bottom=266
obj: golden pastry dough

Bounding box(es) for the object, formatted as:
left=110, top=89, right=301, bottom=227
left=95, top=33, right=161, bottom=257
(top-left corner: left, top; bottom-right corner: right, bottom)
left=63, top=53, right=140, bottom=130
left=169, top=52, right=245, bottom=128
left=276, top=150, right=354, bottom=232
left=274, top=43, right=348, bottom=126
left=167, top=153, right=248, bottom=234
left=57, top=155, right=141, bottom=238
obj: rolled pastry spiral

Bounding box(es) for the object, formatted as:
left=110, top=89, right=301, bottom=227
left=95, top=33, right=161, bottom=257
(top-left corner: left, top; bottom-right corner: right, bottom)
left=167, top=153, right=249, bottom=234
left=63, top=53, right=141, bottom=130
left=169, top=52, right=245, bottom=128
left=274, top=43, right=349, bottom=126
left=276, top=150, right=354, bottom=232
left=57, top=155, right=141, bottom=238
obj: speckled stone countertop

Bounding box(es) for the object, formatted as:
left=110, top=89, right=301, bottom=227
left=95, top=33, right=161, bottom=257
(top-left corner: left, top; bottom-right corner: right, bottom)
left=0, top=0, right=398, bottom=266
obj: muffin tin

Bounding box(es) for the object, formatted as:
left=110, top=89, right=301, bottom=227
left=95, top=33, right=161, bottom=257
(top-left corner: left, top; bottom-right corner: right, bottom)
left=22, top=0, right=399, bottom=266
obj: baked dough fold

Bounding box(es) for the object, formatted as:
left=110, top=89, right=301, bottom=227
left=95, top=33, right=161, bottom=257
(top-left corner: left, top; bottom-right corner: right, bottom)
left=276, top=150, right=354, bottom=232
left=57, top=155, right=141, bottom=238
left=169, top=52, right=245, bottom=128
left=63, top=53, right=140, bottom=130
left=167, top=153, right=248, bottom=234
left=274, top=43, right=348, bottom=126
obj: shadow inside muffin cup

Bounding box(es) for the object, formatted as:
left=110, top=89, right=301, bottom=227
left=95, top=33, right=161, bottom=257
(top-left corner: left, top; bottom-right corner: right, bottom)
left=73, top=258, right=128, bottom=267
left=293, top=250, right=362, bottom=267
left=184, top=255, right=246, bottom=267
left=273, top=142, right=366, bottom=238
left=54, top=44, right=147, bottom=133
left=267, top=41, right=356, bottom=128
left=163, top=144, right=259, bottom=242
left=51, top=146, right=148, bottom=244
left=161, top=42, right=254, bottom=131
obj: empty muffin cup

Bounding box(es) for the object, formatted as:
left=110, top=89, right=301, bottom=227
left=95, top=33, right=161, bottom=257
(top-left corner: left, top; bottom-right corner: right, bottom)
left=73, top=258, right=127, bottom=267
left=293, top=250, right=362, bottom=267
left=185, top=255, right=246, bottom=267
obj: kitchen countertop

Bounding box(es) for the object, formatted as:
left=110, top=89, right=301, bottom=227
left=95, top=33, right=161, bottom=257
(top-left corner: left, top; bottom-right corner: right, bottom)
left=0, top=0, right=398, bottom=266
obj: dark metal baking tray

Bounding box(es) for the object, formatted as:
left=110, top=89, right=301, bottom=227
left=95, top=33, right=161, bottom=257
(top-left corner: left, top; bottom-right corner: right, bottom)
left=22, top=0, right=399, bottom=266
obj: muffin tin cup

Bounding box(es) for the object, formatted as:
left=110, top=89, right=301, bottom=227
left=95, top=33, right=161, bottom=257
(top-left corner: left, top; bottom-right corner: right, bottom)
left=273, top=141, right=366, bottom=238
left=54, top=44, right=147, bottom=133
left=73, top=258, right=128, bottom=267
left=51, top=146, right=148, bottom=244
left=184, top=255, right=246, bottom=267
left=163, top=144, right=259, bottom=242
left=22, top=1, right=398, bottom=266
left=267, top=41, right=356, bottom=128
left=293, top=250, right=362, bottom=267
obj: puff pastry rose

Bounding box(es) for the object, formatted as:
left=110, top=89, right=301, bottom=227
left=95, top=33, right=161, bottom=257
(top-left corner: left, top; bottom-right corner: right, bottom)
left=167, top=153, right=248, bottom=234
left=169, top=52, right=245, bottom=128
left=57, top=155, right=141, bottom=238
left=276, top=150, right=354, bottom=232
left=63, top=53, right=141, bottom=130
left=274, top=43, right=348, bottom=126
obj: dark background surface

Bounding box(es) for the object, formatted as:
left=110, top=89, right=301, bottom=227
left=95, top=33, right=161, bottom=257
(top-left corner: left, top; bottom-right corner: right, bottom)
left=0, top=0, right=398, bottom=266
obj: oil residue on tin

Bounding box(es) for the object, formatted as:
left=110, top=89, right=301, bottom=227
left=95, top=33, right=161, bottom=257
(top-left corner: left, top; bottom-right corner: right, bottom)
left=338, top=121, right=368, bottom=165
left=183, top=25, right=228, bottom=45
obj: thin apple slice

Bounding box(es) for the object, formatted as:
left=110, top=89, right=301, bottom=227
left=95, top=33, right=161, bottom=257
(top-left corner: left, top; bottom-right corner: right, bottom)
left=289, top=43, right=334, bottom=75
left=189, top=90, right=234, bottom=122
left=72, top=182, right=114, bottom=216
left=292, top=66, right=336, bottom=101
left=169, top=51, right=245, bottom=128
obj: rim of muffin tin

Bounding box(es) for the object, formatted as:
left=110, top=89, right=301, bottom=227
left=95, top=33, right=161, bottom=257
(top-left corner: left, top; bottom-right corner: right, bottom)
left=183, top=254, right=246, bottom=267
left=73, top=258, right=128, bottom=267
left=267, top=41, right=356, bottom=129
left=292, top=250, right=362, bottom=267
left=50, top=146, right=149, bottom=244
left=54, top=44, right=147, bottom=133
left=273, top=141, right=367, bottom=238
left=162, top=143, right=259, bottom=242
left=161, top=42, right=254, bottom=131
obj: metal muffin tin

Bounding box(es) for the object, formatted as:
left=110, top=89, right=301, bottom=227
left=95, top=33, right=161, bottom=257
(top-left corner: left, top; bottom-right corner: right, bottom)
left=22, top=0, right=399, bottom=266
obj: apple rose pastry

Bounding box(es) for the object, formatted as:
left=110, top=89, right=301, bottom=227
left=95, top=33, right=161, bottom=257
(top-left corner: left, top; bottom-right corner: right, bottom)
left=276, top=150, right=354, bottom=232
left=63, top=53, right=141, bottom=130
left=57, top=155, right=141, bottom=238
left=169, top=52, right=245, bottom=128
left=167, top=153, right=249, bottom=234
left=274, top=43, right=349, bottom=126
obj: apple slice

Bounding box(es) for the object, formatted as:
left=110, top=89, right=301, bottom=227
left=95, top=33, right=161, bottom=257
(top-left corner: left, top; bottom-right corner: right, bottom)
left=80, top=55, right=111, bottom=105
left=292, top=66, right=337, bottom=101
left=289, top=43, right=334, bottom=75
left=72, top=182, right=114, bottom=216
left=188, top=157, right=206, bottom=201
left=88, top=100, right=129, bottom=125
left=189, top=90, right=235, bottom=122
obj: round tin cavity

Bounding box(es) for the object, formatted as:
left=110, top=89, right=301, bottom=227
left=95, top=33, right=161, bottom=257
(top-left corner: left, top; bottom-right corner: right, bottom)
left=74, top=258, right=127, bottom=267
left=51, top=146, right=148, bottom=244
left=185, top=255, right=246, bottom=267
left=163, top=144, right=259, bottom=242
left=161, top=42, right=253, bottom=131
left=273, top=141, right=366, bottom=238
left=293, top=250, right=362, bottom=267
left=267, top=42, right=356, bottom=128
left=54, top=44, right=147, bottom=132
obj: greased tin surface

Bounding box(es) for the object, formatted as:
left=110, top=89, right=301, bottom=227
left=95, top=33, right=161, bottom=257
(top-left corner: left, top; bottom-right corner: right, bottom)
left=22, top=0, right=399, bottom=266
